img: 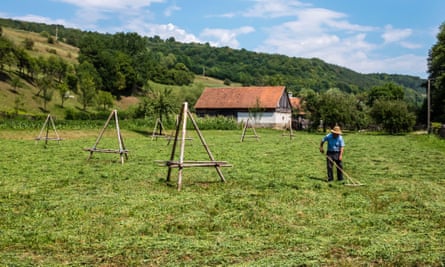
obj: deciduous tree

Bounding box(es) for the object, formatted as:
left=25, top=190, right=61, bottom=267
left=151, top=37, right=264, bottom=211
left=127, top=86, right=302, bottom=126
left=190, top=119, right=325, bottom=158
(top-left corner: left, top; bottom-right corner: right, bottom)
left=427, top=22, right=445, bottom=122
left=370, top=100, right=416, bottom=134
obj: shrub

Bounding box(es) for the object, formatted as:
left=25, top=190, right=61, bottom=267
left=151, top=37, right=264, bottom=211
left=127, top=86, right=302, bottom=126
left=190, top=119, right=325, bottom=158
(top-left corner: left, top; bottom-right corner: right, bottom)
left=370, top=100, right=416, bottom=134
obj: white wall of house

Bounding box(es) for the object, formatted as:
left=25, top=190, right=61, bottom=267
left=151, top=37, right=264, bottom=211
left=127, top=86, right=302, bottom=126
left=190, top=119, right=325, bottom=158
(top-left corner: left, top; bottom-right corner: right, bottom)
left=237, top=112, right=291, bottom=128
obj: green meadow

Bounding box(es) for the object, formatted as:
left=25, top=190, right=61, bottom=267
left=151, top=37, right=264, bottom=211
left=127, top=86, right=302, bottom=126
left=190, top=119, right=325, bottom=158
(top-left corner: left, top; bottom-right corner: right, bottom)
left=0, top=126, right=444, bottom=266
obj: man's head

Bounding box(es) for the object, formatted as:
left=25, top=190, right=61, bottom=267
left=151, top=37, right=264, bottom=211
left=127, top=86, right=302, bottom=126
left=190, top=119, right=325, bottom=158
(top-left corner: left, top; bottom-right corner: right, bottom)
left=331, top=126, right=342, bottom=136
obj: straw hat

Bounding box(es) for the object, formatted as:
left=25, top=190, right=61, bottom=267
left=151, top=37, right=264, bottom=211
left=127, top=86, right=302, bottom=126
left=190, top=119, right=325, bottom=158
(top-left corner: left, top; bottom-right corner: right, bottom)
left=331, top=126, right=342, bottom=134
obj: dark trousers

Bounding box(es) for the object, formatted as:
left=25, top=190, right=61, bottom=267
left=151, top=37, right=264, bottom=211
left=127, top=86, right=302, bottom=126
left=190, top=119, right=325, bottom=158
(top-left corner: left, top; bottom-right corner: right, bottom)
left=326, top=151, right=343, bottom=181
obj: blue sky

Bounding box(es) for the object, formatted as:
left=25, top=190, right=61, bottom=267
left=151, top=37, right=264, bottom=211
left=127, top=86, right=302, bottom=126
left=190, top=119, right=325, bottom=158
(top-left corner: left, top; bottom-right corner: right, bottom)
left=1, top=0, right=444, bottom=78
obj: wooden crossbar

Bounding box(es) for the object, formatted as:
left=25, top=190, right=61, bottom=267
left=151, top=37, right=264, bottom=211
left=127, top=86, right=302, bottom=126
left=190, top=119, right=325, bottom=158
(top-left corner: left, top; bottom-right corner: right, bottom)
left=156, top=160, right=232, bottom=168
left=35, top=137, right=63, bottom=141
left=83, top=148, right=129, bottom=154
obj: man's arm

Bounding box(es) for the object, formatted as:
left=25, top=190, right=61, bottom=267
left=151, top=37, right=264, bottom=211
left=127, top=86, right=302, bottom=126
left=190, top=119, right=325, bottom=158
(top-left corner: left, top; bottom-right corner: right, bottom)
left=339, top=147, right=344, bottom=161
left=319, top=141, right=325, bottom=153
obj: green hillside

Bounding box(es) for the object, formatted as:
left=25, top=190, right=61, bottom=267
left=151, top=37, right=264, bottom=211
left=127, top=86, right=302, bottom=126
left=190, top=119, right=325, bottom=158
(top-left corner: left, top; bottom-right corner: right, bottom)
left=0, top=26, right=239, bottom=118
left=0, top=17, right=426, bottom=121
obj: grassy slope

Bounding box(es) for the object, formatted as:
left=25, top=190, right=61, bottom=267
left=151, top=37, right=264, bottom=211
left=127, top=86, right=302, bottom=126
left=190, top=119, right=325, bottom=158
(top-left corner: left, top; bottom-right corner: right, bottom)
left=0, top=128, right=444, bottom=266
left=1, top=27, right=80, bottom=117
left=0, top=27, right=241, bottom=118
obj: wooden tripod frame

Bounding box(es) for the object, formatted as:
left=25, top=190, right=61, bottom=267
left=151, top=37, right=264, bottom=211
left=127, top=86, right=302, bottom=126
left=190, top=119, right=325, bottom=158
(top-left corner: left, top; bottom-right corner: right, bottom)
left=151, top=118, right=171, bottom=140
left=157, top=102, right=231, bottom=191
left=35, top=114, right=62, bottom=144
left=83, top=109, right=128, bottom=164
left=240, top=118, right=259, bottom=142
left=281, top=119, right=294, bottom=139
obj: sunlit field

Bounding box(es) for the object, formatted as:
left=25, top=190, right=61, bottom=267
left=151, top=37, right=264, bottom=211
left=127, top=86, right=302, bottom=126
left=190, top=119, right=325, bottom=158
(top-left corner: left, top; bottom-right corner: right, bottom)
left=0, top=127, right=444, bottom=266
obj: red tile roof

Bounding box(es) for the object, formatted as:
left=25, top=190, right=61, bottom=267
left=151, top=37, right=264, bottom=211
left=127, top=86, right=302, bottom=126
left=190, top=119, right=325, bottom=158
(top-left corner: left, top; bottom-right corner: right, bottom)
left=290, top=96, right=306, bottom=115
left=290, top=97, right=301, bottom=109
left=194, top=86, right=287, bottom=109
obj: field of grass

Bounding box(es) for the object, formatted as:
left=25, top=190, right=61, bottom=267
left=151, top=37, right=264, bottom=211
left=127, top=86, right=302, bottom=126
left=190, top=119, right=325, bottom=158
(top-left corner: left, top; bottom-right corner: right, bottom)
left=0, top=126, right=444, bottom=266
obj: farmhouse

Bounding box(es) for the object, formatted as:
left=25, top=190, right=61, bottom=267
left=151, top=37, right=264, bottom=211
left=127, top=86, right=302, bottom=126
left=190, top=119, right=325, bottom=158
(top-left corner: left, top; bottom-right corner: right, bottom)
left=289, top=96, right=308, bottom=129
left=194, top=86, right=292, bottom=128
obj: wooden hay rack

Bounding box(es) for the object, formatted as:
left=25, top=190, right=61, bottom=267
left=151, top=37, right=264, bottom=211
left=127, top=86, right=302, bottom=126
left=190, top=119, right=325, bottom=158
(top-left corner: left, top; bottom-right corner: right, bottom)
left=35, top=114, right=63, bottom=145
left=83, top=109, right=128, bottom=164
left=156, top=102, right=231, bottom=191
left=240, top=118, right=260, bottom=142
left=281, top=119, right=295, bottom=139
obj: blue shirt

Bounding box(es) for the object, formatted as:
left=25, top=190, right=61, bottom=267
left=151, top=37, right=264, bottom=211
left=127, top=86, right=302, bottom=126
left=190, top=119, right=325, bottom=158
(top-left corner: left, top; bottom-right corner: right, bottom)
left=322, top=133, right=345, bottom=152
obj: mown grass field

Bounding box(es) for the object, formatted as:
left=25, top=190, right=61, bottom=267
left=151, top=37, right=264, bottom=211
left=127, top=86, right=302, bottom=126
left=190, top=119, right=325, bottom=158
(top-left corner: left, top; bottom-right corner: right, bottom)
left=0, top=125, right=444, bottom=266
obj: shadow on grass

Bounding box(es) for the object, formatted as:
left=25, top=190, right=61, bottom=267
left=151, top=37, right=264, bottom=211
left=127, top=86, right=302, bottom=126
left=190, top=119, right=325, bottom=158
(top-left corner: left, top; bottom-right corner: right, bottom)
left=0, top=71, right=11, bottom=82
left=131, top=129, right=151, bottom=137
left=307, top=175, right=327, bottom=182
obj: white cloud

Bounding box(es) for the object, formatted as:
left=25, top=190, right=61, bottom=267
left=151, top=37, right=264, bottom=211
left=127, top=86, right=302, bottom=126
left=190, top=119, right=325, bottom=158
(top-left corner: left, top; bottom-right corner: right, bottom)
left=164, top=4, right=180, bottom=17
left=200, top=26, right=255, bottom=48
left=382, top=24, right=412, bottom=43
left=137, top=22, right=200, bottom=43
left=55, top=0, right=164, bottom=10
left=54, top=0, right=164, bottom=30
left=244, top=0, right=308, bottom=18
left=249, top=3, right=426, bottom=76
left=400, top=41, right=422, bottom=49
left=353, top=54, right=427, bottom=77
left=9, top=15, right=66, bottom=26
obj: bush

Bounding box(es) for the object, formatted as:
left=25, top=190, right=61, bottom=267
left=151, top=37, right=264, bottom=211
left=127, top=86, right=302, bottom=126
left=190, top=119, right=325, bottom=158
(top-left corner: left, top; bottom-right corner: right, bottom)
left=370, top=100, right=416, bottom=134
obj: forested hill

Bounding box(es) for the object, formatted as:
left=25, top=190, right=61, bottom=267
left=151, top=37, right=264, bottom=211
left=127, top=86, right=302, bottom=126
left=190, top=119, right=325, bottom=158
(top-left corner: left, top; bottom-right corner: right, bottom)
left=149, top=41, right=426, bottom=94
left=0, top=17, right=425, bottom=95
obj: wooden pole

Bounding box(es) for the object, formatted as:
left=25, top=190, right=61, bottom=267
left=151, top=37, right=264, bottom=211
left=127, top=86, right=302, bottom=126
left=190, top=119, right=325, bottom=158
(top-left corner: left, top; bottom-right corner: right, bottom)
left=167, top=104, right=184, bottom=182
left=88, top=110, right=114, bottom=160
left=45, top=115, right=50, bottom=145
left=177, top=103, right=188, bottom=191
left=49, top=115, right=61, bottom=143
left=187, top=109, right=226, bottom=182
left=114, top=110, right=126, bottom=164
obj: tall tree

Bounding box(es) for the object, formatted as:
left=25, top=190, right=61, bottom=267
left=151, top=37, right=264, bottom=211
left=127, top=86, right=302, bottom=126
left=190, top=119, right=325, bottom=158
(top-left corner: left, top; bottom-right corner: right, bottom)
left=36, top=75, right=54, bottom=111
left=77, top=61, right=99, bottom=111
left=367, top=82, right=404, bottom=106
left=316, top=88, right=362, bottom=130
left=0, top=36, right=14, bottom=70
left=96, top=90, right=114, bottom=111
left=427, top=22, right=445, bottom=122
left=57, top=81, right=69, bottom=108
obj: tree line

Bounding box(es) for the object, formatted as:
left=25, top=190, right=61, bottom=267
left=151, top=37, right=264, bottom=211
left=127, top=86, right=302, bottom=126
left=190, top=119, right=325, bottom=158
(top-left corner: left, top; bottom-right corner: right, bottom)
left=0, top=18, right=444, bottom=134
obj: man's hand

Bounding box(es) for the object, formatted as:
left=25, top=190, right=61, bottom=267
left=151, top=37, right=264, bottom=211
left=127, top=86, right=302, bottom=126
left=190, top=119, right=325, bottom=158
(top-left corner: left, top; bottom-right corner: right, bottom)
left=319, top=146, right=324, bottom=153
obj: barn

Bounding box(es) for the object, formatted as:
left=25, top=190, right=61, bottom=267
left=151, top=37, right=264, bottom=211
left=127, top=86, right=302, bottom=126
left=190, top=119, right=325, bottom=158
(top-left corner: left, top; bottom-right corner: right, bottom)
left=194, top=86, right=292, bottom=128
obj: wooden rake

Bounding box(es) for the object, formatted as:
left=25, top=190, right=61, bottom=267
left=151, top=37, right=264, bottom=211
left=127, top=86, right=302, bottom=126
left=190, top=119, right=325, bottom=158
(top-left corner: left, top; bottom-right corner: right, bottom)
left=325, top=154, right=364, bottom=186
